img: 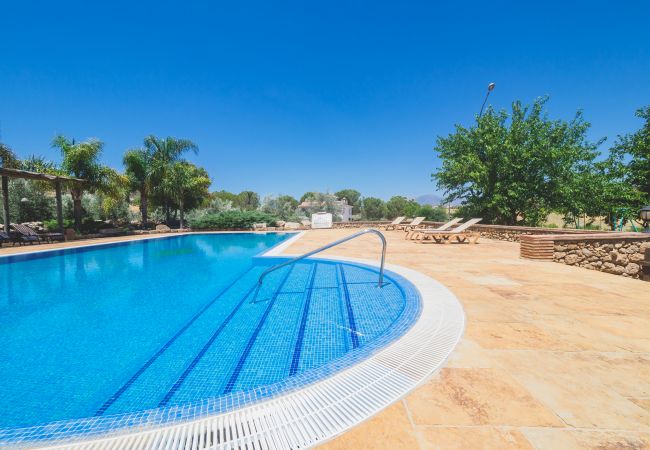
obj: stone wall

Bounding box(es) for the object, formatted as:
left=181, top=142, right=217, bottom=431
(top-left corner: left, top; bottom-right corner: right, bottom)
left=521, top=233, right=650, bottom=280
left=554, top=240, right=649, bottom=278
left=333, top=220, right=600, bottom=242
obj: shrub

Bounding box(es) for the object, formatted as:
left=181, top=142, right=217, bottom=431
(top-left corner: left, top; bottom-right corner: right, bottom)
left=189, top=210, right=278, bottom=229
left=43, top=218, right=74, bottom=231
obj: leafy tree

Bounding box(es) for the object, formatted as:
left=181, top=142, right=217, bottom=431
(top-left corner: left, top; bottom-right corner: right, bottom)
left=261, top=194, right=299, bottom=220
left=20, top=155, right=59, bottom=173
left=123, top=147, right=155, bottom=225
left=8, top=179, right=55, bottom=223
left=52, top=136, right=121, bottom=231
left=609, top=105, right=650, bottom=204
left=277, top=194, right=298, bottom=210
left=433, top=97, right=602, bottom=226
left=386, top=196, right=420, bottom=219
left=145, top=135, right=198, bottom=223
left=299, top=191, right=317, bottom=203
left=362, top=197, right=386, bottom=220
left=162, top=162, right=211, bottom=229
left=212, top=190, right=238, bottom=204
left=0, top=142, right=19, bottom=168
left=416, top=204, right=448, bottom=221
left=334, top=189, right=361, bottom=208
left=236, top=190, right=260, bottom=210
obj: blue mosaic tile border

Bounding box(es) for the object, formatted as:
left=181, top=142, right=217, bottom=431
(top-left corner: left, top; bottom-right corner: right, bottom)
left=0, top=256, right=422, bottom=447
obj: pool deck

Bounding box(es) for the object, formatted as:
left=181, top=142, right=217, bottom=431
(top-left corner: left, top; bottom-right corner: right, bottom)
left=2, top=230, right=649, bottom=449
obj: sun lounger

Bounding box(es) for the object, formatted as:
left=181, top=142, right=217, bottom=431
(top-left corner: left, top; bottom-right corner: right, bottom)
left=0, top=231, right=11, bottom=246
left=396, top=216, right=426, bottom=231
left=417, top=218, right=483, bottom=244
left=11, top=223, right=42, bottom=245
left=383, top=216, right=406, bottom=230
left=406, top=217, right=463, bottom=240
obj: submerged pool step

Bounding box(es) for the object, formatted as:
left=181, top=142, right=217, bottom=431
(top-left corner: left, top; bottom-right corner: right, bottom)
left=293, top=264, right=351, bottom=375
left=224, top=263, right=318, bottom=393
left=95, top=265, right=267, bottom=415
left=159, top=264, right=305, bottom=406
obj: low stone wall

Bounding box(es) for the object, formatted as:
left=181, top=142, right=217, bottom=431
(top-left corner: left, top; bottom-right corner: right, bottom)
left=333, top=220, right=601, bottom=242
left=521, top=233, right=650, bottom=279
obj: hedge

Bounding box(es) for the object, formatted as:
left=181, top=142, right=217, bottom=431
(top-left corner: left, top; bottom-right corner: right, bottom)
left=189, top=211, right=278, bottom=229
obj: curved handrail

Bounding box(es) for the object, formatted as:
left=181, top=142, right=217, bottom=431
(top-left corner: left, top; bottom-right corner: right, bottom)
left=252, top=228, right=387, bottom=302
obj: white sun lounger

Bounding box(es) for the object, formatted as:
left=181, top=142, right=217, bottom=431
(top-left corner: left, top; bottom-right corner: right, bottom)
left=383, top=216, right=406, bottom=230
left=396, top=216, right=426, bottom=232
left=417, top=218, right=483, bottom=244
left=406, top=217, right=464, bottom=240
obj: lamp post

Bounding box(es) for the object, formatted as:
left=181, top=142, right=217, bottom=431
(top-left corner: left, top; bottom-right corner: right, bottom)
left=479, top=82, right=496, bottom=117
left=640, top=206, right=650, bottom=233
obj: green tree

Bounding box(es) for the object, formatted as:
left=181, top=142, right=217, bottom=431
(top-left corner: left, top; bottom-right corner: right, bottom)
left=609, top=105, right=650, bottom=204
left=362, top=197, right=386, bottom=220
left=334, top=189, right=361, bottom=208
left=433, top=97, right=602, bottom=226
left=0, top=143, right=19, bottom=168
left=386, top=196, right=420, bottom=219
left=261, top=194, right=299, bottom=220
left=123, top=147, right=155, bottom=225
left=277, top=194, right=298, bottom=210
left=416, top=204, right=448, bottom=221
left=236, top=190, right=260, bottom=210
left=20, top=155, right=59, bottom=173
left=163, top=162, right=211, bottom=229
left=52, top=136, right=120, bottom=231
left=145, top=135, right=198, bottom=223
left=212, top=190, right=238, bottom=205
left=299, top=191, right=317, bottom=203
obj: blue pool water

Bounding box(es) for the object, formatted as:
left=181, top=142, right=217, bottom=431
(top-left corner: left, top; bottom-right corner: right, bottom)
left=0, top=233, right=420, bottom=444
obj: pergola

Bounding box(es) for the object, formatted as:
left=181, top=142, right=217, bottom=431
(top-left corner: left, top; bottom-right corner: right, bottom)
left=0, top=167, right=85, bottom=234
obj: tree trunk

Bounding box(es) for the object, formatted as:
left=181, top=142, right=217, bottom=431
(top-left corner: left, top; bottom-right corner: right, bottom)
left=164, top=200, right=171, bottom=225
left=140, top=186, right=148, bottom=227
left=179, top=199, right=184, bottom=229
left=72, top=190, right=83, bottom=232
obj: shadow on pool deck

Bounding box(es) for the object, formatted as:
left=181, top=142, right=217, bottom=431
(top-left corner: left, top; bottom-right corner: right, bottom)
left=1, top=230, right=648, bottom=449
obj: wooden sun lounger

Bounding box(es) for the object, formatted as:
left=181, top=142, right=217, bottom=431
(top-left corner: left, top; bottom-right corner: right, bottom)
left=11, top=223, right=43, bottom=245
left=417, top=218, right=483, bottom=244
left=383, top=216, right=406, bottom=230
left=0, top=231, right=11, bottom=246
left=396, top=216, right=426, bottom=232
left=406, top=217, right=463, bottom=240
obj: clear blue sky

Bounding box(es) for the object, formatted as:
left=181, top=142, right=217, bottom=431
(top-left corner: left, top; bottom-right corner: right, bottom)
left=1, top=1, right=648, bottom=200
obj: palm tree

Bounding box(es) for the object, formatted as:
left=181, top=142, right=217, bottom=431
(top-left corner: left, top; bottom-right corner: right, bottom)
left=163, top=162, right=211, bottom=229
left=144, top=135, right=198, bottom=224
left=52, top=135, right=117, bottom=231
left=123, top=148, right=154, bottom=226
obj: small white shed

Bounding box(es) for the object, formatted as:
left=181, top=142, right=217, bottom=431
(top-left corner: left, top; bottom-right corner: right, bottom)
left=311, top=212, right=333, bottom=229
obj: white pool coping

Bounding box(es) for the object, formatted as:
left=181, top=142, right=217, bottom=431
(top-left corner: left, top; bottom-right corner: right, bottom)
left=22, top=231, right=465, bottom=450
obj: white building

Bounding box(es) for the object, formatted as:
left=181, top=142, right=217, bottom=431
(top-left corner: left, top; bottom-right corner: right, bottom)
left=299, top=198, right=354, bottom=222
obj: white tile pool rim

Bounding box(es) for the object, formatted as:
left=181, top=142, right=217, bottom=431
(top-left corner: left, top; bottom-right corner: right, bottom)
left=11, top=230, right=465, bottom=449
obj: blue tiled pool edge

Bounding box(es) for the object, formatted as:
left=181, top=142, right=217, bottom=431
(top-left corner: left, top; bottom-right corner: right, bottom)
left=0, top=233, right=422, bottom=447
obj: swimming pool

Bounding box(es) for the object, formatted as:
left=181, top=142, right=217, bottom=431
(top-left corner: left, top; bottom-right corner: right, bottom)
left=0, top=233, right=426, bottom=446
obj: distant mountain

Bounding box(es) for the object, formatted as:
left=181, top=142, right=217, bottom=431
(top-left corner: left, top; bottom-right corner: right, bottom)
left=415, top=194, right=443, bottom=206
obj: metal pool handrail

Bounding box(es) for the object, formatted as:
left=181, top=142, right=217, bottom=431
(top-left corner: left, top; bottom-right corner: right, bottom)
left=253, top=228, right=387, bottom=301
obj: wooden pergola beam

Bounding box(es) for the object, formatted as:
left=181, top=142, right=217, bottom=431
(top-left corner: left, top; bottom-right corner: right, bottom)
left=0, top=167, right=85, bottom=234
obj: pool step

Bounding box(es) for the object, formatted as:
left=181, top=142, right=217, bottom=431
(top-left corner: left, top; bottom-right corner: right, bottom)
left=95, top=265, right=267, bottom=415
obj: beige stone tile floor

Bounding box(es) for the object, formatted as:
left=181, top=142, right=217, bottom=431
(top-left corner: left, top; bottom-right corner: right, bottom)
left=1, top=229, right=648, bottom=449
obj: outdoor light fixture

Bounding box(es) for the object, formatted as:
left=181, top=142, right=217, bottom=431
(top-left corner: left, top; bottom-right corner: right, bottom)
left=640, top=205, right=650, bottom=232
left=20, top=197, right=29, bottom=203
left=479, top=82, right=496, bottom=117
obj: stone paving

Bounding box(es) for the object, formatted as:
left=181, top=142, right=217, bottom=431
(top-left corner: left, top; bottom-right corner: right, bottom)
left=1, top=230, right=649, bottom=449
left=283, top=229, right=650, bottom=450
